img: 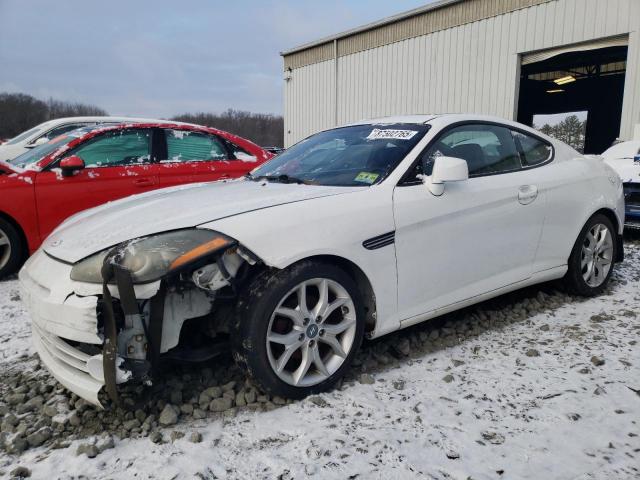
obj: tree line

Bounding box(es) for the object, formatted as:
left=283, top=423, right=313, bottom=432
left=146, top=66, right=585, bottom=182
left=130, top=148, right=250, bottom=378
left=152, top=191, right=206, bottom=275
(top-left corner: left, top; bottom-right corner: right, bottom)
left=0, top=93, right=284, bottom=147
left=0, top=93, right=107, bottom=140
left=172, top=110, right=284, bottom=147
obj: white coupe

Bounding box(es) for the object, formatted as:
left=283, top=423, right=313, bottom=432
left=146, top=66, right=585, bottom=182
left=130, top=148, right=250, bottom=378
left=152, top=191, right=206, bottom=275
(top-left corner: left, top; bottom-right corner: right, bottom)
left=20, top=114, right=625, bottom=406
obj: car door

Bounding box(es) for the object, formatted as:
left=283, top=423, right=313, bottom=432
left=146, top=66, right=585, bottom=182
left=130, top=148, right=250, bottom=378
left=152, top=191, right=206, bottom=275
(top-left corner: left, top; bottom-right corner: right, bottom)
left=34, top=128, right=159, bottom=240
left=157, top=128, right=252, bottom=187
left=393, top=123, right=548, bottom=322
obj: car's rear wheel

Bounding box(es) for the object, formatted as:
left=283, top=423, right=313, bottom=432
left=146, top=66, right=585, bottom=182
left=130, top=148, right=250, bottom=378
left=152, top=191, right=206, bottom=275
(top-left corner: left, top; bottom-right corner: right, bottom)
left=564, top=214, right=617, bottom=296
left=0, top=218, right=24, bottom=278
left=232, top=261, right=365, bottom=399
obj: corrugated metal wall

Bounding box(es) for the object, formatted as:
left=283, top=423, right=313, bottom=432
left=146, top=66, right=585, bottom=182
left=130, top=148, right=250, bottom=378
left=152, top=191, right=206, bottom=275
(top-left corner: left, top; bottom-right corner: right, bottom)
left=283, top=0, right=640, bottom=147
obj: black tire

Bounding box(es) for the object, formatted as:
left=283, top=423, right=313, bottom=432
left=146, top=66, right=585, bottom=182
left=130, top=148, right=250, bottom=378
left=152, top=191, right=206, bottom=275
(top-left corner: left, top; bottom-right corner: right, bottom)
left=0, top=218, right=24, bottom=278
left=563, top=213, right=617, bottom=296
left=231, top=261, right=365, bottom=399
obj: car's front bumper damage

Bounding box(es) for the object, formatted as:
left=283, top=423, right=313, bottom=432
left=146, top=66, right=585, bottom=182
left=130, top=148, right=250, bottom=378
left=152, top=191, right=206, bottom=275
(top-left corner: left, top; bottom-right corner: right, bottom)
left=20, top=249, right=161, bottom=407
left=21, top=241, right=256, bottom=408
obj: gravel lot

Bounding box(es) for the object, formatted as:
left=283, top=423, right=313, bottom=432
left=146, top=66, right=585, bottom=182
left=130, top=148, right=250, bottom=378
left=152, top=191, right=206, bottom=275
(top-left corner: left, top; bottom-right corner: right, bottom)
left=0, top=237, right=639, bottom=479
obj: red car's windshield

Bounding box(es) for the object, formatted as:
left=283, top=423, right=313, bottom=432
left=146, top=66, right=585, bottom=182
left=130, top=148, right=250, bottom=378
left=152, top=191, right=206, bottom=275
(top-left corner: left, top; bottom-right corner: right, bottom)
left=7, top=126, right=99, bottom=169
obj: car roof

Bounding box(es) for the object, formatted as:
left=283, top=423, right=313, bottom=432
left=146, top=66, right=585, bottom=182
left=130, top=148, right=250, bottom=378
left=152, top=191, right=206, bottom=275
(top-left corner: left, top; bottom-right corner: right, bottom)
left=345, top=113, right=534, bottom=127
left=38, top=116, right=194, bottom=126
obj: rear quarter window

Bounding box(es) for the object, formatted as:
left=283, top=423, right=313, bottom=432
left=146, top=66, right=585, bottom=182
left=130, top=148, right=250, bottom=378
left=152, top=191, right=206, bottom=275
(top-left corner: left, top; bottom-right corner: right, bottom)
left=512, top=131, right=553, bottom=167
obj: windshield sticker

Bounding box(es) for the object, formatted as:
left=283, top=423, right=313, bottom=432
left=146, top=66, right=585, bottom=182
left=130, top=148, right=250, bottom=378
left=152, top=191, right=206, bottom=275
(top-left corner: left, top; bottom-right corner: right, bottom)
left=354, top=172, right=379, bottom=184
left=366, top=129, right=418, bottom=141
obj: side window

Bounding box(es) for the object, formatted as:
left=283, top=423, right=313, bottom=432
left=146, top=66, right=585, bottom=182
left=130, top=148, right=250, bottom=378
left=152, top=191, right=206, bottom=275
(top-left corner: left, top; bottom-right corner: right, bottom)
left=42, top=123, right=87, bottom=141
left=512, top=131, right=553, bottom=167
left=419, top=124, right=522, bottom=177
left=164, top=129, right=227, bottom=162
left=227, top=142, right=256, bottom=162
left=72, top=129, right=152, bottom=167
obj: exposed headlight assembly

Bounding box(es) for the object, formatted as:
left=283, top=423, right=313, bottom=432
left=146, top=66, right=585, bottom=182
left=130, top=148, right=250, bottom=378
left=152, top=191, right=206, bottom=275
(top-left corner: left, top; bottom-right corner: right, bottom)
left=70, top=229, right=235, bottom=284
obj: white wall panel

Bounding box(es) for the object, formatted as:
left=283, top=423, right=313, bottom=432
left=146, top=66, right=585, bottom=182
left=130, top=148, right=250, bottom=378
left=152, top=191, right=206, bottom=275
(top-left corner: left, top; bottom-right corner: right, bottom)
left=284, top=0, right=640, bottom=146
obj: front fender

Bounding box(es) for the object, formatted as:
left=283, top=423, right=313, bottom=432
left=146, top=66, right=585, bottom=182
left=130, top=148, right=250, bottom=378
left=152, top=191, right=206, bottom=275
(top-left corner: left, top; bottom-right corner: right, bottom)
left=202, top=187, right=402, bottom=337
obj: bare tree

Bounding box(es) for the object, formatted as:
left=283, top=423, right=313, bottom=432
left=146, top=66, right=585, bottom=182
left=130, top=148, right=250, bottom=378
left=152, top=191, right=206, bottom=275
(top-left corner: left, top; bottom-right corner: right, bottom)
left=0, top=92, right=284, bottom=147
left=0, top=92, right=107, bottom=140
left=172, top=109, right=284, bottom=147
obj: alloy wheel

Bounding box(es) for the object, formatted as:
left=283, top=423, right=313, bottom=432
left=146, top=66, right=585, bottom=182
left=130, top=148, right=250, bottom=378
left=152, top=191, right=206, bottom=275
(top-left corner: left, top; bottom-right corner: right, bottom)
left=0, top=228, right=11, bottom=271
left=581, top=223, right=613, bottom=287
left=266, top=278, right=357, bottom=387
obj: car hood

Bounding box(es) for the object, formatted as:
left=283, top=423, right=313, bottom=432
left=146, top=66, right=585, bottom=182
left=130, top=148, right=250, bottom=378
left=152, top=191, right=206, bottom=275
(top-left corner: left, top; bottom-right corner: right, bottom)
left=604, top=158, right=640, bottom=183
left=44, top=180, right=362, bottom=263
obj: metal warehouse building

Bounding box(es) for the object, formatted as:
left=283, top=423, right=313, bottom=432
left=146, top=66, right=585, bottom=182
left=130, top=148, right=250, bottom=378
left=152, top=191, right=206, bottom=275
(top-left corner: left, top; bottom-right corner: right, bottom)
left=281, top=0, right=640, bottom=153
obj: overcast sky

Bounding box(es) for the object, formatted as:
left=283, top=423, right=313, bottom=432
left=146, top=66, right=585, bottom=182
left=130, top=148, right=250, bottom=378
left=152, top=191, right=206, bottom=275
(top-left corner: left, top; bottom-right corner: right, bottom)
left=0, top=0, right=431, bottom=118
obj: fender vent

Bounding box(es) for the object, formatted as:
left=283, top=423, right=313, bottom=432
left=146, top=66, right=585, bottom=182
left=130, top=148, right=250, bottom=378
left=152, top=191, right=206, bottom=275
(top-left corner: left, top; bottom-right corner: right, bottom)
left=363, top=231, right=395, bottom=250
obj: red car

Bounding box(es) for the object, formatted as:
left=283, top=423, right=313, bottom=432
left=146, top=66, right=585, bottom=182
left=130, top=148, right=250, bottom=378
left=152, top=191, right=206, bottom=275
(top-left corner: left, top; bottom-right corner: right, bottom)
left=0, top=122, right=272, bottom=277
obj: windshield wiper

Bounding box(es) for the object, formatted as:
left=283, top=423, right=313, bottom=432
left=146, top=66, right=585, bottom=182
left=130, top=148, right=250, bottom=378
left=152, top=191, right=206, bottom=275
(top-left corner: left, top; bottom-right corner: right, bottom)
left=253, top=174, right=311, bottom=185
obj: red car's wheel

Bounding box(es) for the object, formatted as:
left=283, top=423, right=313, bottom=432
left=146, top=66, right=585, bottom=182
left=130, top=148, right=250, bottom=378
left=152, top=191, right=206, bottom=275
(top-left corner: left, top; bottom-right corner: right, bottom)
left=0, top=218, right=24, bottom=278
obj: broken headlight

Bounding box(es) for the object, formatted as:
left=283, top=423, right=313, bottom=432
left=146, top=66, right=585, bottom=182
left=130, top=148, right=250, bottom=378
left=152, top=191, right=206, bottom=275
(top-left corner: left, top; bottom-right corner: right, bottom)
left=70, top=229, right=235, bottom=284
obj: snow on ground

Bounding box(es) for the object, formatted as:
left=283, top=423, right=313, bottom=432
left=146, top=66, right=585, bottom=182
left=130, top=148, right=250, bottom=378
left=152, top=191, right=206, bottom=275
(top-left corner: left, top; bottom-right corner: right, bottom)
left=1, top=240, right=639, bottom=479
left=0, top=275, right=33, bottom=363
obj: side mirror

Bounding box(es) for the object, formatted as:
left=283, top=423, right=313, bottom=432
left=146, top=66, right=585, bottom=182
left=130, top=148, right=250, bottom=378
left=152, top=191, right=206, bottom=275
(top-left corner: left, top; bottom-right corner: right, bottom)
left=424, top=156, right=468, bottom=196
left=59, top=156, right=85, bottom=177
left=32, top=137, right=49, bottom=147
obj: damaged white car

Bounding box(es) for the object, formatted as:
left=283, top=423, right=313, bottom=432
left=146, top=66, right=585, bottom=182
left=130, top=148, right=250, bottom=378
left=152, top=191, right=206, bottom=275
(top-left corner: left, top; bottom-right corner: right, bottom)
left=20, top=114, right=625, bottom=407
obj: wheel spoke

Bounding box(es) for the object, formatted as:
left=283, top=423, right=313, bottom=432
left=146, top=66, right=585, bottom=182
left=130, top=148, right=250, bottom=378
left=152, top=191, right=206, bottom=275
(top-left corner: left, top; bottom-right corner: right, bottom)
left=583, top=260, right=595, bottom=283
left=319, top=334, right=347, bottom=358
left=297, top=283, right=310, bottom=317
left=312, top=345, right=329, bottom=377
left=585, top=233, right=596, bottom=250
left=276, top=341, right=303, bottom=373
left=312, top=279, right=329, bottom=317
left=581, top=255, right=590, bottom=269
left=595, top=228, right=608, bottom=251
left=268, top=331, right=301, bottom=346
left=322, top=297, right=348, bottom=321
left=292, top=344, right=312, bottom=385
left=596, top=257, right=611, bottom=273
left=322, top=317, right=356, bottom=336
left=0, top=235, right=8, bottom=247
left=275, top=307, right=304, bottom=326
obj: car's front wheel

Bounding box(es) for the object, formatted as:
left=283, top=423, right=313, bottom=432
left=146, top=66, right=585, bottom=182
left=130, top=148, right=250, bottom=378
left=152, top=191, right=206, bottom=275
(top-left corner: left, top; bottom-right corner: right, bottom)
left=564, top=213, right=617, bottom=296
left=0, top=218, right=24, bottom=278
left=232, top=261, right=365, bottom=399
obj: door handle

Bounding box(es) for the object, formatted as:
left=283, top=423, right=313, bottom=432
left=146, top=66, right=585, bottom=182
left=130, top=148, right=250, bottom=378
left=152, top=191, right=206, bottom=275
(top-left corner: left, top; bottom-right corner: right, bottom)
left=134, top=178, right=156, bottom=187
left=518, top=185, right=538, bottom=205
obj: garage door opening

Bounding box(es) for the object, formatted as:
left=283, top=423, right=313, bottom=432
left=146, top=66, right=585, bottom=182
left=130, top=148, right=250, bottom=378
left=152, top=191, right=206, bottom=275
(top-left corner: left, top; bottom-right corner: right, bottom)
left=517, top=43, right=628, bottom=154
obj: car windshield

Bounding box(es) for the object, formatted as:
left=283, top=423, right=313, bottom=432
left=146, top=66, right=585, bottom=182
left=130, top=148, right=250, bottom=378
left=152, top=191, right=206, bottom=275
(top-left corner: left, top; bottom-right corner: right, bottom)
left=5, top=126, right=45, bottom=145
left=6, top=126, right=98, bottom=169
left=249, top=123, right=430, bottom=186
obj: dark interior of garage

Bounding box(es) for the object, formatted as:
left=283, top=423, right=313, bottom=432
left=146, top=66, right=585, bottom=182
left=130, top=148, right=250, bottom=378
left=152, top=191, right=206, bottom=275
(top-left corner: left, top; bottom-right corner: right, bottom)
left=517, top=46, right=628, bottom=154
